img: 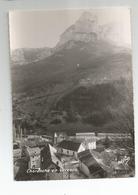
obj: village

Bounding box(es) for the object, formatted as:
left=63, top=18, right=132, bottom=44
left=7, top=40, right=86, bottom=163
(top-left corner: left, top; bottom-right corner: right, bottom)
left=13, top=121, right=135, bottom=181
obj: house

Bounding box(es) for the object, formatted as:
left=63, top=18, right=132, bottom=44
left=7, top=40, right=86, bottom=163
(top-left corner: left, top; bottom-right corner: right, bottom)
left=76, top=132, right=95, bottom=140
left=54, top=132, right=68, bottom=145
left=82, top=138, right=97, bottom=150
left=97, top=133, right=131, bottom=140
left=78, top=150, right=108, bottom=178
left=40, top=144, right=61, bottom=169
left=40, top=144, right=63, bottom=180
left=25, top=135, right=40, bottom=147
left=27, top=147, right=41, bottom=169
left=75, top=133, right=97, bottom=150
left=41, top=135, right=53, bottom=143
left=57, top=140, right=85, bottom=158
left=24, top=135, right=52, bottom=148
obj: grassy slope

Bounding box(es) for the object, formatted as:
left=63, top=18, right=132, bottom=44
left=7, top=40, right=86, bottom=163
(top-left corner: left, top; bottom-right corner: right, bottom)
left=11, top=40, right=133, bottom=134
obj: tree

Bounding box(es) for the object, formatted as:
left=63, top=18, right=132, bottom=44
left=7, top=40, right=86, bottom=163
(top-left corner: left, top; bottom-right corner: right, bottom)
left=104, top=136, right=111, bottom=149
left=106, top=78, right=134, bottom=149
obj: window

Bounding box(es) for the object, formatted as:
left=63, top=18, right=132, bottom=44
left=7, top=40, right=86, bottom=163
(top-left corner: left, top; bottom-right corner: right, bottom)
left=13, top=143, right=19, bottom=149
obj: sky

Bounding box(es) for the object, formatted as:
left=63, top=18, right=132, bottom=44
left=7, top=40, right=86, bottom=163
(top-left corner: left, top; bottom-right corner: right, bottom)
left=9, top=8, right=131, bottom=50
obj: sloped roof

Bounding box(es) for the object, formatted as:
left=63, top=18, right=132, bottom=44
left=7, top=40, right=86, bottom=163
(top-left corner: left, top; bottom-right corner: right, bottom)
left=78, top=150, right=113, bottom=173
left=91, top=150, right=112, bottom=173
left=41, top=144, right=63, bottom=169
left=78, top=150, right=97, bottom=167
left=58, top=140, right=81, bottom=151
left=27, top=147, right=41, bottom=157
left=78, top=150, right=105, bottom=174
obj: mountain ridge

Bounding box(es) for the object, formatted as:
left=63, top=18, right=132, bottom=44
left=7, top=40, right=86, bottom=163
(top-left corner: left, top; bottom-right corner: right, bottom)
left=11, top=11, right=133, bottom=134
left=11, top=11, right=131, bottom=66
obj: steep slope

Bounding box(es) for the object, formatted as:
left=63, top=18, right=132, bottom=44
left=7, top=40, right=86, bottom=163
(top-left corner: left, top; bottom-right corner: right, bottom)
left=11, top=11, right=133, bottom=134
left=12, top=39, right=131, bottom=94
left=12, top=41, right=133, bottom=133
left=11, top=47, right=53, bottom=66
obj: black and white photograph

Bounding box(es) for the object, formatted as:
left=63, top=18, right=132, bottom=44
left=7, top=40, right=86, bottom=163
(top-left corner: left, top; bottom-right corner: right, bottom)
left=9, top=8, right=135, bottom=181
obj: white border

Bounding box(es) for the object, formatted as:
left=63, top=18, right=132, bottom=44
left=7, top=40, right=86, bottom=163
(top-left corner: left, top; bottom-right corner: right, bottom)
left=0, top=1, right=137, bottom=195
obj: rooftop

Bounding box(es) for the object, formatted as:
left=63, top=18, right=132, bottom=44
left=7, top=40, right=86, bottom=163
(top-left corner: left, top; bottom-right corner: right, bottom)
left=58, top=140, right=81, bottom=151
left=78, top=149, right=114, bottom=173
left=41, top=144, right=63, bottom=169
left=27, top=147, right=41, bottom=157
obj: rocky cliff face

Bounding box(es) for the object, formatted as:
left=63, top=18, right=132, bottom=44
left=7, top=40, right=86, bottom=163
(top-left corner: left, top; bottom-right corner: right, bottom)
left=11, top=11, right=130, bottom=66
left=55, top=11, right=130, bottom=49
left=11, top=47, right=53, bottom=66
left=11, top=11, right=133, bottom=133
left=56, top=12, right=98, bottom=48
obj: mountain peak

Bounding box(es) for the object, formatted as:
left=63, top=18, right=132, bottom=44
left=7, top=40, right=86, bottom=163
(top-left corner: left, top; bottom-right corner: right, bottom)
left=78, top=11, right=97, bottom=22
left=56, top=12, right=98, bottom=48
